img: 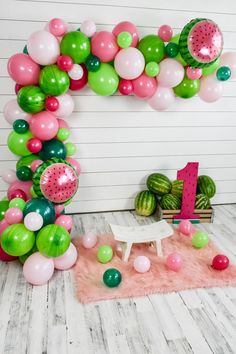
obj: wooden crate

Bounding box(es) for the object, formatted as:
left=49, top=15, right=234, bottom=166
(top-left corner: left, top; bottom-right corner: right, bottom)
left=156, top=207, right=214, bottom=224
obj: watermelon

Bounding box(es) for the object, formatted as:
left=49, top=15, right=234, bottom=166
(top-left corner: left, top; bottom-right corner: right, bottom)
left=134, top=190, right=157, bottom=216
left=197, top=175, right=216, bottom=198
left=160, top=194, right=181, bottom=210
left=171, top=180, right=184, bottom=198
left=17, top=85, right=46, bottom=113
left=195, top=194, right=211, bottom=209
left=147, top=173, right=171, bottom=196
left=179, top=18, right=223, bottom=68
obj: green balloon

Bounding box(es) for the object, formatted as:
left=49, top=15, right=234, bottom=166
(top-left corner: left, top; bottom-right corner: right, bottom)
left=97, top=245, right=113, bottom=263
left=138, top=35, right=165, bottom=63
left=216, top=66, right=231, bottom=81
left=117, top=31, right=132, bottom=48
left=23, top=45, right=28, bottom=54
left=8, top=130, right=33, bottom=156
left=202, top=58, right=220, bottom=76
left=39, top=139, right=66, bottom=161
left=13, top=119, right=29, bottom=134
left=19, top=243, right=38, bottom=264
left=17, top=85, right=46, bottom=113
left=0, top=201, right=9, bottom=221
left=30, top=186, right=38, bottom=198
left=145, top=62, right=160, bottom=77
left=23, top=198, right=56, bottom=226
left=85, top=55, right=101, bottom=72
left=103, top=268, right=122, bottom=288
left=170, top=34, right=187, bottom=66
left=174, top=76, right=200, bottom=98
left=165, top=42, right=179, bottom=58
left=39, top=65, right=70, bottom=96
left=1, top=224, right=35, bottom=256
left=36, top=224, right=70, bottom=257
left=192, top=231, right=209, bottom=249
left=9, top=198, right=26, bottom=211
left=65, top=142, right=76, bottom=156
left=17, top=154, right=39, bottom=169
left=57, top=128, right=70, bottom=141
left=88, top=63, right=119, bottom=96
left=60, top=31, right=90, bottom=64
left=16, top=166, right=33, bottom=181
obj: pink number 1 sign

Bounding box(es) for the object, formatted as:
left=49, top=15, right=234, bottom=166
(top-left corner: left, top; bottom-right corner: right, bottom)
left=173, top=162, right=200, bottom=221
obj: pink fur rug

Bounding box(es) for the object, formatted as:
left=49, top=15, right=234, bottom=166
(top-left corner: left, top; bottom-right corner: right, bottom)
left=73, top=231, right=236, bottom=304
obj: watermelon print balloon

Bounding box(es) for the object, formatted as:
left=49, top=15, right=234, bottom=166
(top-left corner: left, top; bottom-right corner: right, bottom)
left=33, top=158, right=78, bottom=204
left=39, top=65, right=70, bottom=96
left=36, top=224, right=70, bottom=257
left=1, top=224, right=35, bottom=256
left=17, top=85, right=46, bottom=113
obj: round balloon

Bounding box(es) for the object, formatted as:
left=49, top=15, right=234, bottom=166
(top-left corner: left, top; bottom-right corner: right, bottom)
left=148, top=86, right=175, bottom=111
left=216, top=66, right=231, bottom=81
left=220, top=52, right=236, bottom=79
left=1, top=224, right=35, bottom=256
left=36, top=224, right=70, bottom=257
left=91, top=31, right=118, bottom=62
left=54, top=93, right=74, bottom=117
left=0, top=201, right=9, bottom=221
left=39, top=65, right=70, bottom=96
left=7, top=130, right=33, bottom=156
left=13, top=119, right=29, bottom=134
left=23, top=252, right=54, bottom=285
left=118, top=79, right=133, bottom=95
left=158, top=25, right=173, bottom=42
left=7, top=53, right=40, bottom=86
left=112, top=21, right=139, bottom=47
left=17, top=154, right=39, bottom=169
left=0, top=245, right=18, bottom=262
left=16, top=166, right=32, bottom=181
left=80, top=20, right=96, bottom=38
left=117, top=31, right=132, bottom=48
left=3, top=99, right=31, bottom=125
left=165, top=42, right=179, bottom=58
left=17, top=86, right=46, bottom=114
left=157, top=58, right=184, bottom=88
left=69, top=64, right=88, bottom=91
left=169, top=34, right=187, bottom=66
left=57, top=55, right=73, bottom=72
left=45, top=96, right=59, bottom=112
left=103, top=268, right=122, bottom=288
left=192, top=231, right=209, bottom=248
left=54, top=243, right=77, bottom=270
left=132, top=74, right=157, bottom=99
left=60, top=31, right=90, bottom=64
left=114, top=47, right=145, bottom=80
left=138, top=35, right=165, bottom=63
left=39, top=139, right=67, bottom=160
left=7, top=180, right=32, bottom=201
left=202, top=58, right=220, bottom=76
left=85, top=55, right=101, bottom=72
left=49, top=18, right=67, bottom=37
left=88, top=63, right=119, bottom=96
left=173, top=76, right=200, bottom=98
left=198, top=74, right=223, bottom=102
left=23, top=197, right=56, bottom=226
left=29, top=111, right=59, bottom=141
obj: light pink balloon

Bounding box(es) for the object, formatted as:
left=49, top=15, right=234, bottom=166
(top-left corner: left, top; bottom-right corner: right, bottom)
left=54, top=94, right=75, bottom=117
left=66, top=157, right=81, bottom=175
left=24, top=212, right=44, bottom=231
left=186, top=67, right=202, bottom=80
left=29, top=111, right=59, bottom=141
left=158, top=25, right=173, bottom=42
left=49, top=18, right=67, bottom=37
left=0, top=219, right=10, bottom=235
left=148, top=85, right=175, bottom=111
left=166, top=252, right=183, bottom=271
left=55, top=215, right=73, bottom=231
left=179, top=220, right=192, bottom=236
left=80, top=20, right=96, bottom=37
left=114, top=47, right=145, bottom=80
left=31, top=159, right=43, bottom=173
left=68, top=64, right=84, bottom=80
left=113, top=21, right=139, bottom=47
left=133, top=256, right=151, bottom=273
left=54, top=204, right=65, bottom=217
left=27, top=30, right=60, bottom=65
left=23, top=252, right=54, bottom=285
left=7, top=53, right=40, bottom=86
left=157, top=58, right=184, bottom=88
left=3, top=99, right=31, bottom=125
left=57, top=118, right=69, bottom=129
left=54, top=243, right=77, bottom=270
left=91, top=31, right=119, bottom=62
left=220, top=52, right=236, bottom=79
left=2, top=169, right=17, bottom=184
left=82, top=230, right=97, bottom=249
left=7, top=180, right=32, bottom=201
left=198, top=74, right=223, bottom=102
left=5, top=207, right=23, bottom=224
left=132, top=73, right=157, bottom=99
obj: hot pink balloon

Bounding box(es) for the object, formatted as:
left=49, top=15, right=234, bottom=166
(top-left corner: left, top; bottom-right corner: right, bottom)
left=91, top=31, right=119, bottom=62
left=198, top=74, right=223, bottom=102
left=148, top=86, right=175, bottom=111
left=27, top=138, right=42, bottom=154
left=23, top=252, right=54, bottom=285
left=54, top=204, right=65, bottom=217
left=29, top=111, right=59, bottom=141
left=2, top=169, right=17, bottom=184
left=179, top=219, right=193, bottom=236
left=133, top=256, right=151, bottom=273
left=57, top=55, right=73, bottom=72
left=157, top=58, right=184, bottom=88
left=186, top=67, right=202, bottom=80
left=114, top=47, right=145, bottom=80
left=58, top=118, right=69, bottom=129
left=132, top=73, right=157, bottom=99
left=220, top=52, right=236, bottom=79
left=66, top=157, right=81, bottom=175
left=55, top=215, right=73, bottom=231
left=0, top=245, right=18, bottom=262
left=166, top=253, right=183, bottom=271
left=31, top=159, right=43, bottom=172
left=118, top=79, right=133, bottom=95
left=5, top=207, right=23, bottom=224
left=7, top=180, right=32, bottom=201
left=0, top=219, right=10, bottom=235
left=82, top=230, right=97, bottom=249
left=80, top=20, right=96, bottom=37
left=54, top=94, right=75, bottom=117
left=7, top=53, right=40, bottom=86
left=158, top=25, right=173, bottom=42
left=113, top=21, right=139, bottom=47
left=49, top=18, right=67, bottom=37
left=27, top=30, right=60, bottom=65
left=3, top=99, right=31, bottom=125
left=54, top=243, right=77, bottom=270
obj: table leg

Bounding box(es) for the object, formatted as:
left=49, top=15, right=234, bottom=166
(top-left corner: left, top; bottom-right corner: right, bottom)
left=122, top=242, right=132, bottom=262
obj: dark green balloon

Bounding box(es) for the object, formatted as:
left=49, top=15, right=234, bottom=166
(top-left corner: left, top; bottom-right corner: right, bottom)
left=60, top=31, right=90, bottom=64
left=85, top=55, right=101, bottom=72
left=17, top=85, right=46, bottom=113
left=16, top=166, right=33, bottom=181
left=0, top=201, right=9, bottom=221
left=39, top=139, right=66, bottom=161
left=138, top=35, right=165, bottom=63
left=174, top=76, right=200, bottom=98
left=23, top=45, right=28, bottom=54
left=13, top=119, right=29, bottom=134
left=1, top=224, right=35, bottom=257
left=165, top=42, right=179, bottom=58
left=103, top=268, right=122, bottom=288
left=19, top=243, right=38, bottom=264
left=36, top=224, right=70, bottom=257
left=16, top=154, right=39, bottom=169
left=216, top=66, right=231, bottom=81
left=23, top=198, right=56, bottom=226
left=39, top=65, right=70, bottom=96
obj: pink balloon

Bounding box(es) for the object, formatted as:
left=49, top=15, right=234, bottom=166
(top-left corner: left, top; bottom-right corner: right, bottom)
left=54, top=94, right=75, bottom=117
left=0, top=244, right=18, bottom=262
left=91, top=31, right=119, bottom=62
left=3, top=99, right=31, bottom=125
left=157, top=58, right=184, bottom=88
left=166, top=252, right=183, bottom=271
left=7, top=53, right=40, bottom=86
left=133, top=256, right=151, bottom=273
left=58, top=118, right=69, bottom=129
left=68, top=64, right=84, bottom=80
left=114, top=47, right=145, bottom=80
left=27, top=30, right=60, bottom=65
left=23, top=252, right=54, bottom=285
left=31, top=159, right=43, bottom=172
left=54, top=204, right=65, bottom=217
left=148, top=86, right=175, bottom=111
left=49, top=18, right=67, bottom=37
left=66, top=157, right=81, bottom=175
left=220, top=52, right=236, bottom=79
left=82, top=230, right=97, bottom=249
left=5, top=207, right=23, bottom=224
left=7, top=180, right=32, bottom=201
left=198, top=74, right=223, bottom=102
left=118, top=79, right=133, bottom=95
left=132, top=73, right=157, bottom=99
left=57, top=55, right=73, bottom=72
left=0, top=219, right=10, bottom=235
left=186, top=67, right=202, bottom=80
left=29, top=111, right=59, bottom=141
left=24, top=212, right=43, bottom=231
left=55, top=215, right=73, bottom=231
left=113, top=21, right=139, bottom=47
left=54, top=243, right=77, bottom=270
left=158, top=25, right=173, bottom=42
left=80, top=20, right=96, bottom=37
left=179, top=220, right=193, bottom=236
left=2, top=169, right=17, bottom=184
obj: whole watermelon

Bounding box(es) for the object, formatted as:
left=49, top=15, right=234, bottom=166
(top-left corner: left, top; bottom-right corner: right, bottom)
left=160, top=194, right=181, bottom=210
left=197, top=175, right=216, bottom=198
left=171, top=180, right=184, bottom=198
left=135, top=190, right=157, bottom=216
left=147, top=173, right=171, bottom=196
left=195, top=194, right=211, bottom=209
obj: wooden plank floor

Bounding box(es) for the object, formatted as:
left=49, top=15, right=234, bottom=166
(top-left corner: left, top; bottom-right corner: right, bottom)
left=1, top=205, right=236, bottom=354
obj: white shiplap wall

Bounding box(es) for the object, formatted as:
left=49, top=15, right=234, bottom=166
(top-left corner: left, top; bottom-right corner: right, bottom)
left=0, top=0, right=236, bottom=213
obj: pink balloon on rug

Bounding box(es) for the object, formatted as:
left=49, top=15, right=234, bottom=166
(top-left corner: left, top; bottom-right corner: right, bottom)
left=133, top=256, right=151, bottom=273
left=166, top=253, right=183, bottom=272
left=82, top=230, right=97, bottom=249
left=179, top=220, right=193, bottom=236
left=23, top=252, right=54, bottom=285
left=54, top=243, right=77, bottom=270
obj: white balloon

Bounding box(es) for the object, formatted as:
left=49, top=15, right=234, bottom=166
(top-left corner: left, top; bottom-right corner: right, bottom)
left=80, top=20, right=96, bottom=37
left=24, top=212, right=44, bottom=231
left=114, top=47, right=145, bottom=80
left=157, top=58, right=184, bottom=88
left=148, top=86, right=175, bottom=111
left=198, top=75, right=223, bottom=102
left=3, top=99, right=31, bottom=125
left=68, top=64, right=84, bottom=80
left=220, top=52, right=236, bottom=79
left=54, top=94, right=75, bottom=117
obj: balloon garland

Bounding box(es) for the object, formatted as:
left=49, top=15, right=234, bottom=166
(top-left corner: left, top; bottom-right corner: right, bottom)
left=0, top=17, right=235, bottom=285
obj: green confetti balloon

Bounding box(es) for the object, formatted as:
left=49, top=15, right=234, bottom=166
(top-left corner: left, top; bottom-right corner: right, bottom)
left=145, top=62, right=160, bottom=77
left=65, top=142, right=76, bottom=157
left=192, top=231, right=209, bottom=249
left=9, top=198, right=26, bottom=211
left=117, top=31, right=132, bottom=48
left=174, top=76, right=200, bottom=98
left=138, top=35, right=165, bottom=63
left=16, top=166, right=33, bottom=181
left=165, top=42, right=179, bottom=58
left=97, top=245, right=113, bottom=263
left=85, top=55, right=101, bottom=72
left=56, top=128, right=70, bottom=141
left=169, top=34, right=187, bottom=66
left=60, top=31, right=90, bottom=64
left=39, top=139, right=66, bottom=161
left=88, top=63, right=119, bottom=96
left=0, top=201, right=9, bottom=221
left=8, top=130, right=33, bottom=157
left=17, top=85, right=46, bottom=113
left=36, top=224, right=70, bottom=257
left=216, top=66, right=231, bottom=81
left=17, top=154, right=39, bottom=169
left=13, top=119, right=29, bottom=134
left=1, top=224, right=35, bottom=257
left=103, top=268, right=122, bottom=288
left=23, top=198, right=56, bottom=226
left=202, top=58, right=220, bottom=76
left=39, top=65, right=70, bottom=96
